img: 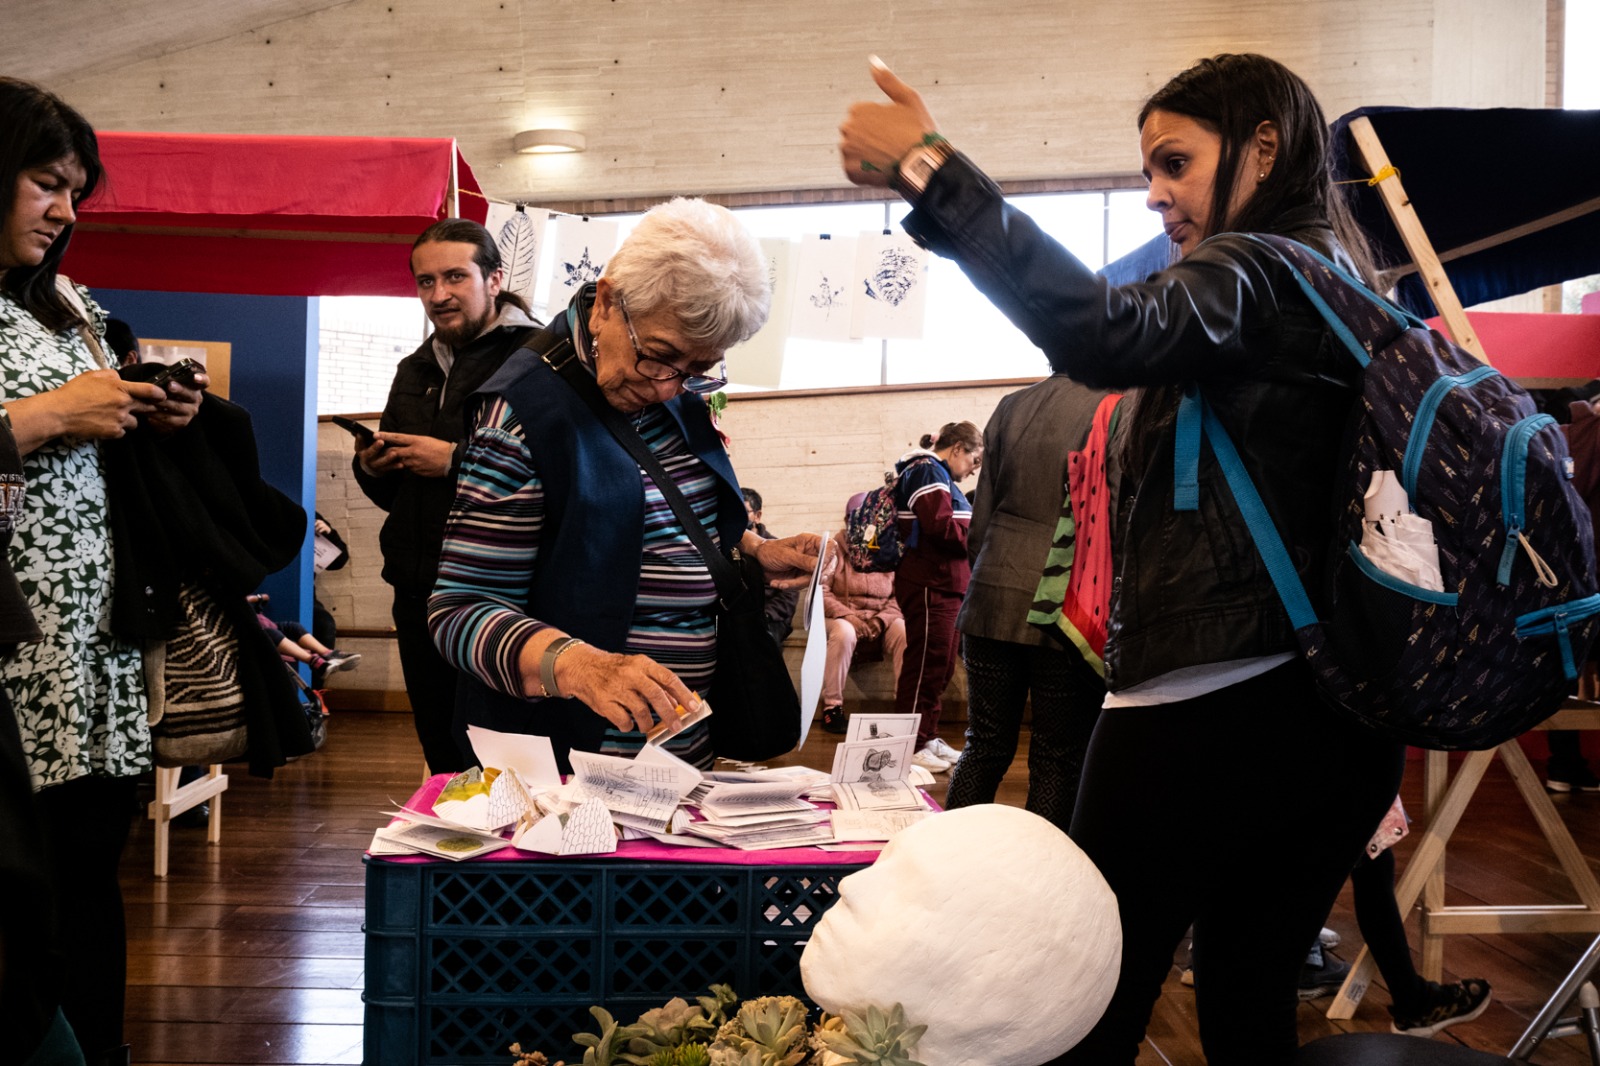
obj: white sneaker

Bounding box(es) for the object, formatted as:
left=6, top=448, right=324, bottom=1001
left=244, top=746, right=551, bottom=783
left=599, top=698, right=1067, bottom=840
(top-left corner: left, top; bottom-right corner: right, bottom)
left=1319, top=926, right=1341, bottom=950
left=925, top=737, right=963, bottom=763
left=912, top=747, right=951, bottom=773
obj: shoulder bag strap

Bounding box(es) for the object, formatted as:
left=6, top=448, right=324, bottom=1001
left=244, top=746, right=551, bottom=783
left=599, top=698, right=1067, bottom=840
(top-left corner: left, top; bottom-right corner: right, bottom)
left=539, top=340, right=746, bottom=604
left=54, top=275, right=111, bottom=370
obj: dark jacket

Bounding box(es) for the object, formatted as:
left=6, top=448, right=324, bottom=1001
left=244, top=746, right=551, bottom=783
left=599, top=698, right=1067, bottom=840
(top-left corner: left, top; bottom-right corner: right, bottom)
left=892, top=450, right=972, bottom=595
left=958, top=374, right=1109, bottom=647
left=454, top=302, right=748, bottom=771
left=353, top=314, right=537, bottom=595
left=103, top=395, right=313, bottom=777
left=903, top=152, right=1362, bottom=690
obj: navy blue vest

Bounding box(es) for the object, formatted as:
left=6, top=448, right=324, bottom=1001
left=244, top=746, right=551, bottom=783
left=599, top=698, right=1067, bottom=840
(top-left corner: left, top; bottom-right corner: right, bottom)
left=454, top=308, right=747, bottom=770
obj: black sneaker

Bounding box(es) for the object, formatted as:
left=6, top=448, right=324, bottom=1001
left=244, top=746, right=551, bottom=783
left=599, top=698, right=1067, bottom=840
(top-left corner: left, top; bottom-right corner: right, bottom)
left=1297, top=943, right=1351, bottom=1000
left=1390, top=978, right=1492, bottom=1037
left=1546, top=765, right=1600, bottom=793
left=820, top=705, right=847, bottom=734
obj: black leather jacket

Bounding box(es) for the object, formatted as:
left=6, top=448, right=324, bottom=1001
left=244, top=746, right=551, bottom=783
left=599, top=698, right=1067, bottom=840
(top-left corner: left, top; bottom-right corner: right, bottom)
left=903, top=152, right=1362, bottom=690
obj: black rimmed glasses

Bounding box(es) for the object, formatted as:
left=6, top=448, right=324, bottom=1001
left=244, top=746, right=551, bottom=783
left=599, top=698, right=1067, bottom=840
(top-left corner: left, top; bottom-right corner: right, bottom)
left=618, top=295, right=727, bottom=395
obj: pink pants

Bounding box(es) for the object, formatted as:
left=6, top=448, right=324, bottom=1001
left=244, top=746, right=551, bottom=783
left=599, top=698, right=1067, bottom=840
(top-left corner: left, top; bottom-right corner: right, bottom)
left=822, top=616, right=907, bottom=707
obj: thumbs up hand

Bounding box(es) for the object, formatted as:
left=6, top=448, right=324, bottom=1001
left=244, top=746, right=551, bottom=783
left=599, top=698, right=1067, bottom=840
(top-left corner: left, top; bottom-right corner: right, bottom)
left=839, top=55, right=941, bottom=187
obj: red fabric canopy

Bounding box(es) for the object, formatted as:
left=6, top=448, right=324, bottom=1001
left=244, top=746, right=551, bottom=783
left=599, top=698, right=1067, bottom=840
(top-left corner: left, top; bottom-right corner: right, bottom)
left=61, top=132, right=488, bottom=297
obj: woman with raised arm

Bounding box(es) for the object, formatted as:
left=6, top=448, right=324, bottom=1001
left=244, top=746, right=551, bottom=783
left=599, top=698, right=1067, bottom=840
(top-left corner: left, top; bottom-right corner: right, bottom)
left=841, top=53, right=1406, bottom=1063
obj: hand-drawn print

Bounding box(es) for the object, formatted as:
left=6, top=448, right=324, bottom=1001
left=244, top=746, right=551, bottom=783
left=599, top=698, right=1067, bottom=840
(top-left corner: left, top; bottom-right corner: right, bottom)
left=851, top=231, right=929, bottom=339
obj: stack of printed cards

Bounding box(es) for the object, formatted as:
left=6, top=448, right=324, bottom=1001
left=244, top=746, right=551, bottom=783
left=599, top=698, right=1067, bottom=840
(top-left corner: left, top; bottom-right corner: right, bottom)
left=829, top=713, right=920, bottom=784
left=681, top=780, right=833, bottom=850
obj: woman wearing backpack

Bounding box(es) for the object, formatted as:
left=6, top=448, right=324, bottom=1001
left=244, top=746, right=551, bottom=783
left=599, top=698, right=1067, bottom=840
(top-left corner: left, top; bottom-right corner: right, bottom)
left=891, top=420, right=982, bottom=774
left=840, top=54, right=1405, bottom=1062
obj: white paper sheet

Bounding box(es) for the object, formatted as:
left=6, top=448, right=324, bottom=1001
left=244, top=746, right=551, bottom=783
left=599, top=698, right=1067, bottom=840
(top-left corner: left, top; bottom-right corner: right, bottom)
left=829, top=733, right=916, bottom=783
left=796, top=532, right=829, bottom=745
left=728, top=237, right=795, bottom=389
left=832, top=778, right=928, bottom=812
left=844, top=712, right=920, bottom=744
left=465, top=726, right=562, bottom=788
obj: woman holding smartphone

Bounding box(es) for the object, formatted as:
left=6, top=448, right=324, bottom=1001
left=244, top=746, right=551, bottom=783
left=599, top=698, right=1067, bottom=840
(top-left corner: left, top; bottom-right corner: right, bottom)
left=0, top=77, right=205, bottom=1066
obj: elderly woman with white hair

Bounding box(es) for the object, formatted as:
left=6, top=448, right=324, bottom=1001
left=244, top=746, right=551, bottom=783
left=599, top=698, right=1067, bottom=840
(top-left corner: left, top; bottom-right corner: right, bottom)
left=429, top=198, right=817, bottom=771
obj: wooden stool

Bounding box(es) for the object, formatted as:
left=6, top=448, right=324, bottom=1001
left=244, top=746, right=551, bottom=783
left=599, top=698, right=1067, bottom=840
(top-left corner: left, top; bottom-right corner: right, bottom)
left=146, top=763, right=228, bottom=878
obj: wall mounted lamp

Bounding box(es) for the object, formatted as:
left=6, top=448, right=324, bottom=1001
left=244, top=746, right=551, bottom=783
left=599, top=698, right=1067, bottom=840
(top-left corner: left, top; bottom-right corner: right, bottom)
left=513, top=129, right=586, bottom=154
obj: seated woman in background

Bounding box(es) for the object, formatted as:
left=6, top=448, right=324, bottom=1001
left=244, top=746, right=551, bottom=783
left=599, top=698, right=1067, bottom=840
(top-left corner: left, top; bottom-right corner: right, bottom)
left=818, top=504, right=907, bottom=734
left=429, top=199, right=818, bottom=773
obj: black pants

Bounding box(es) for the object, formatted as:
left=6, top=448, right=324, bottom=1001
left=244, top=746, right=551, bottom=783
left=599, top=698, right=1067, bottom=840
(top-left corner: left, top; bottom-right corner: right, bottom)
left=947, top=633, right=1103, bottom=831
left=1351, top=846, right=1428, bottom=1013
left=36, top=773, right=139, bottom=1059
left=1057, top=660, right=1404, bottom=1065
left=392, top=588, right=470, bottom=773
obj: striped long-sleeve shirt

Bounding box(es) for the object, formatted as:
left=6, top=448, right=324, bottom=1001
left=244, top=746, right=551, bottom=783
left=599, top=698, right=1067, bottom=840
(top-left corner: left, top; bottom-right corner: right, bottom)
left=429, top=395, right=719, bottom=767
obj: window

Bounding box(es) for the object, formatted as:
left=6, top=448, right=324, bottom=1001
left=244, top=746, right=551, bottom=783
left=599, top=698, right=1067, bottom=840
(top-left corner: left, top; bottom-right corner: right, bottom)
left=316, top=185, right=1162, bottom=412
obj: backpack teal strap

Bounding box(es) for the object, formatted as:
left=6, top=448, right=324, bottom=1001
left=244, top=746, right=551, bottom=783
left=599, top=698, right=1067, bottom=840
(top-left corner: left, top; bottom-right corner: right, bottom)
left=1198, top=398, right=1320, bottom=629
left=1174, top=385, right=1201, bottom=512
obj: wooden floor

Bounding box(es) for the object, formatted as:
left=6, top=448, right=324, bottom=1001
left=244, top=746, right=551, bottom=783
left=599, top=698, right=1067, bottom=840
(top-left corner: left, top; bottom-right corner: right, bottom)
left=120, top=710, right=1600, bottom=1065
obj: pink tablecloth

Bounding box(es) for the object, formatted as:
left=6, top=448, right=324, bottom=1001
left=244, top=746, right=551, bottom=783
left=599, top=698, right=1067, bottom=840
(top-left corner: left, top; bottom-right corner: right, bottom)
left=370, top=772, right=888, bottom=867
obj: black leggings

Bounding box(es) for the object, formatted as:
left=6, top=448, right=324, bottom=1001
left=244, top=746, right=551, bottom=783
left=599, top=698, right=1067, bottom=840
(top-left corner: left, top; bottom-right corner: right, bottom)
left=947, top=633, right=1103, bottom=831
left=36, top=773, right=139, bottom=1058
left=1352, top=846, right=1428, bottom=1012
left=1057, top=660, right=1404, bottom=1066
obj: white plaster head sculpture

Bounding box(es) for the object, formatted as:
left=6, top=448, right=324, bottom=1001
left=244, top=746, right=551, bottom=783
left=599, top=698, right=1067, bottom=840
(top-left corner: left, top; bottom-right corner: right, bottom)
left=801, top=805, right=1120, bottom=1065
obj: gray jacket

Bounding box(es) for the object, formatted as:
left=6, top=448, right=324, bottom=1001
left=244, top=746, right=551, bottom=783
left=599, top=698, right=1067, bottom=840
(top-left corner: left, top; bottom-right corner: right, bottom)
left=957, top=373, right=1108, bottom=646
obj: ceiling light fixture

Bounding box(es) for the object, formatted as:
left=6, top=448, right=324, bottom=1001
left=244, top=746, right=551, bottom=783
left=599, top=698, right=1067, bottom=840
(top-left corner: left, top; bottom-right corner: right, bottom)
left=513, top=129, right=586, bottom=154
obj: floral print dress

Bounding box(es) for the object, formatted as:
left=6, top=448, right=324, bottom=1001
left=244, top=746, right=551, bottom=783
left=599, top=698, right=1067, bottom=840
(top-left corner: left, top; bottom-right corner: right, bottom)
left=0, top=284, right=147, bottom=791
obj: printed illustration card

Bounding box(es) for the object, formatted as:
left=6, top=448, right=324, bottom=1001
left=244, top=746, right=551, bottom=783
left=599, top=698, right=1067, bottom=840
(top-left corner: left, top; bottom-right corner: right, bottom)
left=829, top=732, right=916, bottom=784
left=845, top=713, right=919, bottom=745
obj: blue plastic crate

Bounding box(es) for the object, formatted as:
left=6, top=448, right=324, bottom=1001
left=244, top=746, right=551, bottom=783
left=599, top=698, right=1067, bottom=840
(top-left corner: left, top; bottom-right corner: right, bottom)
left=363, top=858, right=864, bottom=1065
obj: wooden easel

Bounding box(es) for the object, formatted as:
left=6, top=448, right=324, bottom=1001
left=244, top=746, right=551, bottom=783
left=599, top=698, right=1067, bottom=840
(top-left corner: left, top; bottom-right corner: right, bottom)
left=146, top=763, right=228, bottom=878
left=1326, top=115, right=1600, bottom=1019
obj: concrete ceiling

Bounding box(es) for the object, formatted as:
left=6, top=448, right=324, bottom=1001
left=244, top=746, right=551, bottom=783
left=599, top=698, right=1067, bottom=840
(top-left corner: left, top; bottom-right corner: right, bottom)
left=0, top=0, right=353, bottom=84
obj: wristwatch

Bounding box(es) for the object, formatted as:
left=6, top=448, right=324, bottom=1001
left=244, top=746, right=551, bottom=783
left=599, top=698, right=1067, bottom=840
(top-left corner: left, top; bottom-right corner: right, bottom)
left=892, top=137, right=954, bottom=202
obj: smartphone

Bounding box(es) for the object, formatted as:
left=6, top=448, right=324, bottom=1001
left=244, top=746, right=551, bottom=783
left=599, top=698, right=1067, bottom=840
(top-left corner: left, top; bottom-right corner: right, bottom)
left=330, top=415, right=377, bottom=447
left=120, top=358, right=204, bottom=390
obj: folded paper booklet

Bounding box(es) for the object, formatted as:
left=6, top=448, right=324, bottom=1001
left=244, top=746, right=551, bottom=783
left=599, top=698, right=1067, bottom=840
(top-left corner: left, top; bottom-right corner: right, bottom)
left=831, top=778, right=929, bottom=813
left=431, top=766, right=536, bottom=833
left=569, top=749, right=684, bottom=834
left=375, top=809, right=511, bottom=861
left=511, top=797, right=618, bottom=856
left=830, top=808, right=931, bottom=842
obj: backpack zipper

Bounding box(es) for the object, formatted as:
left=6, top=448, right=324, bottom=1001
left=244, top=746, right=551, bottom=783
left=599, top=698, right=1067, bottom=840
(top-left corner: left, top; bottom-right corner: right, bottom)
left=1498, top=414, right=1558, bottom=586
left=1401, top=365, right=1500, bottom=503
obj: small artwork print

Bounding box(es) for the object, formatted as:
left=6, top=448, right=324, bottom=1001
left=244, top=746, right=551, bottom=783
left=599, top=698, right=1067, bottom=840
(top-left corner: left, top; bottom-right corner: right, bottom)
left=549, top=216, right=620, bottom=304
left=851, top=231, right=928, bottom=339
left=829, top=733, right=915, bottom=784
left=790, top=234, right=858, bottom=342
left=485, top=202, right=548, bottom=308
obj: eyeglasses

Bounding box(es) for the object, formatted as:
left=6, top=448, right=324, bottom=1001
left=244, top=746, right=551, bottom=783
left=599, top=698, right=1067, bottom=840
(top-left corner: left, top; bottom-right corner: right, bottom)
left=618, top=296, right=727, bottom=395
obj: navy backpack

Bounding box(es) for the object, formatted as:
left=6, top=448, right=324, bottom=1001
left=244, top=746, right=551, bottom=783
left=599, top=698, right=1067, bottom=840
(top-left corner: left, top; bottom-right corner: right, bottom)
left=842, top=457, right=932, bottom=573
left=1177, top=234, right=1600, bottom=751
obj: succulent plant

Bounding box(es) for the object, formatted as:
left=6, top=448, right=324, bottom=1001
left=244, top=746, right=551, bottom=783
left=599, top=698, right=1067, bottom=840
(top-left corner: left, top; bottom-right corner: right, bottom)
left=620, top=996, right=720, bottom=1064
left=696, top=984, right=739, bottom=1029
left=707, top=996, right=810, bottom=1066
left=574, top=1006, right=648, bottom=1066
left=816, top=1004, right=928, bottom=1066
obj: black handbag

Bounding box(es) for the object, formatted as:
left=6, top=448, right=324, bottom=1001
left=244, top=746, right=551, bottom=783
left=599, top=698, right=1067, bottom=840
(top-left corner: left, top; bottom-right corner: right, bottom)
left=546, top=344, right=802, bottom=760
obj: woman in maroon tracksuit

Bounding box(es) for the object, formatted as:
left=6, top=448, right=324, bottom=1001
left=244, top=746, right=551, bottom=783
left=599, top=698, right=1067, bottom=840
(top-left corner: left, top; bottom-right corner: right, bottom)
left=891, top=420, right=983, bottom=772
